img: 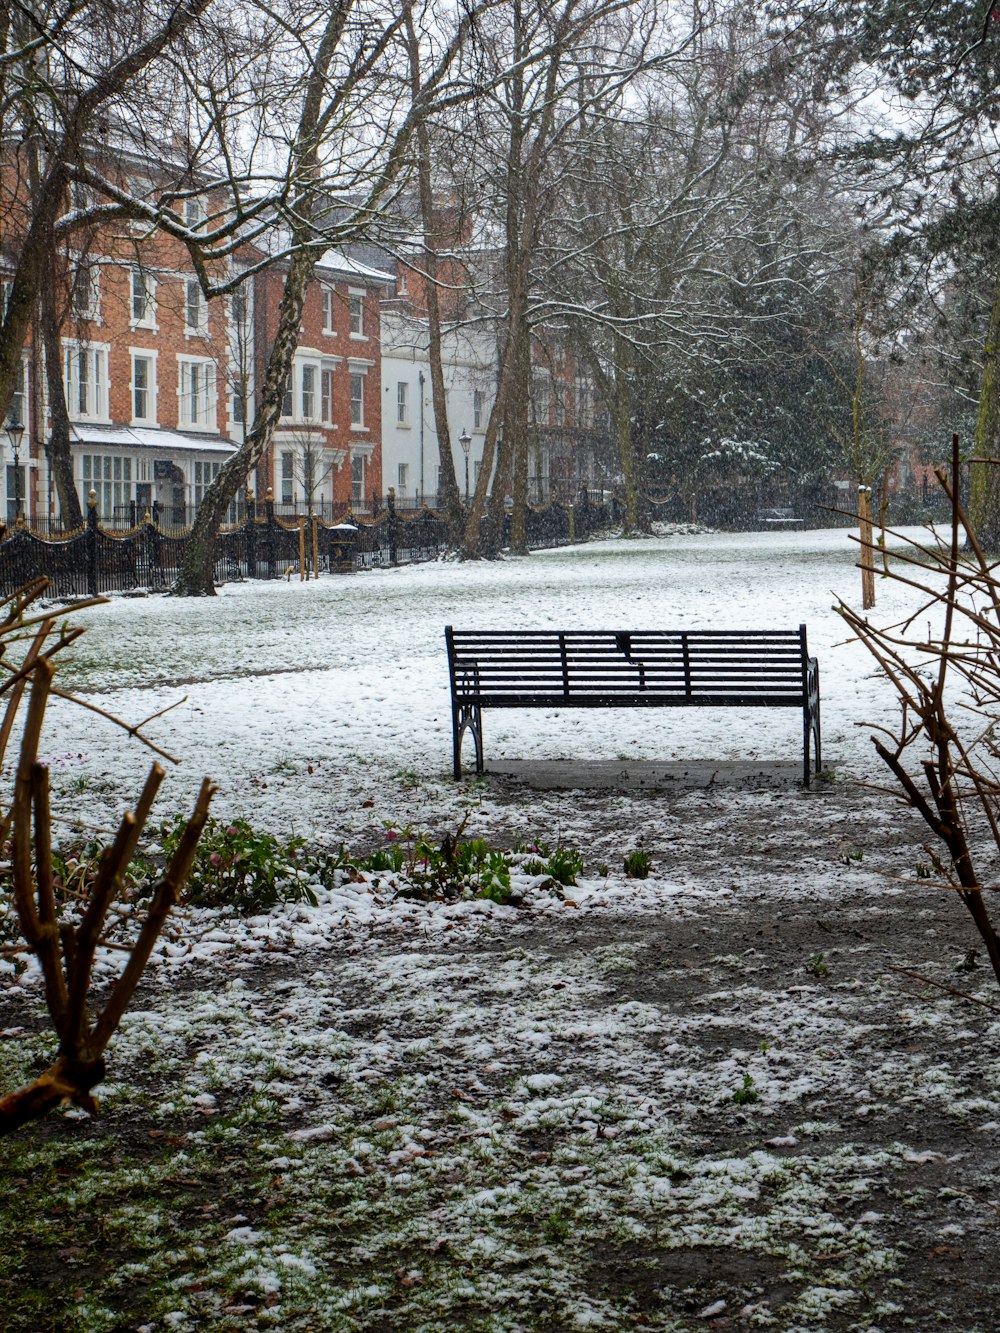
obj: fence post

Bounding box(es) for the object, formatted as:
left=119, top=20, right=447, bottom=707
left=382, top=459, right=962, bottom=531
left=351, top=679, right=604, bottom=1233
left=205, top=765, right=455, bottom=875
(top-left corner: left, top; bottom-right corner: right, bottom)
left=86, top=490, right=98, bottom=597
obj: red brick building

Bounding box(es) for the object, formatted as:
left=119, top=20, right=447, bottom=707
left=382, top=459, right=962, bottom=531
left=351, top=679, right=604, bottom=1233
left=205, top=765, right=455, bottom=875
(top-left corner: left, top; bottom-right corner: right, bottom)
left=1, top=151, right=391, bottom=527
left=254, top=249, right=392, bottom=518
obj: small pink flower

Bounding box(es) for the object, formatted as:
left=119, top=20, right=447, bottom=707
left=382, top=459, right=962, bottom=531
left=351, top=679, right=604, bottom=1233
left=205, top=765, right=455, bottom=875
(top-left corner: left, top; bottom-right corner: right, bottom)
left=209, top=851, right=223, bottom=867
left=385, top=829, right=399, bottom=842
left=226, top=826, right=239, bottom=837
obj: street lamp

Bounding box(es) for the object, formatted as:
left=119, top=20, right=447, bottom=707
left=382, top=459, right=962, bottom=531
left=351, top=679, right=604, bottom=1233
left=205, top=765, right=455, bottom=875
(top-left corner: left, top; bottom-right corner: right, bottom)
left=6, top=417, right=24, bottom=522
left=459, top=428, right=471, bottom=502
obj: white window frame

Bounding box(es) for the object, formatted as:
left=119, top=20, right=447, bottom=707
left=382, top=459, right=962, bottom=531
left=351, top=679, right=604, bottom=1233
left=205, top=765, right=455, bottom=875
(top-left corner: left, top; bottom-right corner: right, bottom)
left=184, top=197, right=205, bottom=228
left=177, top=356, right=217, bottom=431
left=130, top=268, right=157, bottom=329
left=193, top=459, right=221, bottom=509
left=321, top=366, right=334, bottom=425
left=230, top=285, right=249, bottom=332
left=81, top=453, right=132, bottom=518
left=280, top=449, right=294, bottom=504
left=7, top=355, right=29, bottom=430
left=348, top=290, right=365, bottom=339
left=349, top=371, right=365, bottom=428
left=63, top=340, right=110, bottom=422
left=71, top=261, right=101, bottom=323
left=185, top=278, right=208, bottom=336
left=397, top=381, right=409, bottom=427
left=397, top=462, right=409, bottom=492
left=130, top=349, right=158, bottom=425
left=473, top=388, right=484, bottom=431
left=322, top=285, right=337, bottom=334
left=300, top=360, right=320, bottom=422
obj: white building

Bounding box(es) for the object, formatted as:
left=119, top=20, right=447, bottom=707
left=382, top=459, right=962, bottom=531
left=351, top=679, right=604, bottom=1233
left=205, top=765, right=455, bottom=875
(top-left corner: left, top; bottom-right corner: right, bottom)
left=381, top=312, right=497, bottom=509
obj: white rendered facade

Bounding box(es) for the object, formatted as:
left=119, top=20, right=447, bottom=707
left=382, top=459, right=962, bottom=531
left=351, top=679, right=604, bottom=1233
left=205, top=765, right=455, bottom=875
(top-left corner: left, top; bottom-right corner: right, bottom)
left=381, top=313, right=496, bottom=508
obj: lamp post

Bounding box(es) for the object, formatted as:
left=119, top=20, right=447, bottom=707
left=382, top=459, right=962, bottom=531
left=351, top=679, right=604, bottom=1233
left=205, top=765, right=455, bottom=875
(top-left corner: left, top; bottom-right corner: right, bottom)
left=6, top=417, right=24, bottom=522
left=459, top=428, right=471, bottom=502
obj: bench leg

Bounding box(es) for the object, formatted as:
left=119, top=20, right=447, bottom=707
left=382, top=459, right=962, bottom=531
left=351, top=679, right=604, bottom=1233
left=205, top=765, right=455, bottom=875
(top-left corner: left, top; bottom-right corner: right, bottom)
left=802, top=702, right=822, bottom=785
left=452, top=702, right=484, bottom=779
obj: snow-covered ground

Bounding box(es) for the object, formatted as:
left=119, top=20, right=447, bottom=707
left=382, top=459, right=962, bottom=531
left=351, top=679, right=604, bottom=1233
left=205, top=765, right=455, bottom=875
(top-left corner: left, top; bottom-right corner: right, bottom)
left=47, top=525, right=927, bottom=842
left=8, top=526, right=998, bottom=1333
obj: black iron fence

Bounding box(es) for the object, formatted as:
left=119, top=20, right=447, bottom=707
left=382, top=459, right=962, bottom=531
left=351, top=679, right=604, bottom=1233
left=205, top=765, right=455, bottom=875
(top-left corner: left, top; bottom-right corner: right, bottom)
left=0, top=495, right=620, bottom=599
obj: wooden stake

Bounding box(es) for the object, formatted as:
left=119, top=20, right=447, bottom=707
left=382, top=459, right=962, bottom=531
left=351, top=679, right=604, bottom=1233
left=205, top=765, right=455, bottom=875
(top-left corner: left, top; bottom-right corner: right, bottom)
left=859, top=485, right=875, bottom=609
left=298, top=518, right=306, bottom=581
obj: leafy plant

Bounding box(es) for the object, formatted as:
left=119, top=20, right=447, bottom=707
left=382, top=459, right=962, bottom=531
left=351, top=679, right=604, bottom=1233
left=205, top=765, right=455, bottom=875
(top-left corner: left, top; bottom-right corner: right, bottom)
left=623, top=849, right=652, bottom=878
left=732, top=1073, right=759, bottom=1106
left=164, top=817, right=316, bottom=915
left=544, top=846, right=584, bottom=887
left=806, top=952, right=829, bottom=978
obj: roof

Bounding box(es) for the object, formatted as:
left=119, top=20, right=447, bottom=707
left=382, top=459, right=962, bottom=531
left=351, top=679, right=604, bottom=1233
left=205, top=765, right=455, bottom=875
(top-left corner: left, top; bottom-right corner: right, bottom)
left=70, top=424, right=238, bottom=456
left=314, top=247, right=394, bottom=286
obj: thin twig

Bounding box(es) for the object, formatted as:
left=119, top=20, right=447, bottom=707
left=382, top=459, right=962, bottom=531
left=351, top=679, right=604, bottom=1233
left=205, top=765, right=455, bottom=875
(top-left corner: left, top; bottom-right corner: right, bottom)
left=888, top=965, right=1000, bottom=1015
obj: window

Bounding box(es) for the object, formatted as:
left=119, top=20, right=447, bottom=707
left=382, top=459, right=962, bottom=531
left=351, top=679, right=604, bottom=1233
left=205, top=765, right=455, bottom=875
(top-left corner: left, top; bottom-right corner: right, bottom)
left=349, top=293, right=364, bottom=337
left=281, top=450, right=294, bottom=504
left=351, top=451, right=365, bottom=504
left=398, top=271, right=408, bottom=295
left=321, top=368, right=334, bottom=423
left=71, top=180, right=95, bottom=211
left=350, top=372, right=364, bottom=426
left=178, top=358, right=215, bottom=429
left=534, top=378, right=551, bottom=425
left=554, top=390, right=565, bottom=427
left=71, top=262, right=100, bottom=321
left=64, top=344, right=109, bottom=420
left=6, top=464, right=25, bottom=525
left=281, top=372, right=293, bottom=419
left=231, top=382, right=248, bottom=426
left=131, top=353, right=156, bottom=423
left=8, top=359, right=27, bottom=430
left=81, top=454, right=131, bottom=518
left=185, top=278, right=207, bottom=334
left=194, top=460, right=220, bottom=509
left=230, top=286, right=248, bottom=331
left=184, top=197, right=204, bottom=228
left=397, top=381, right=408, bottom=426
left=473, top=389, right=484, bottom=430
left=0, top=280, right=11, bottom=319
left=301, top=364, right=317, bottom=420
left=131, top=268, right=156, bottom=327
left=322, top=286, right=336, bottom=333
left=398, top=463, right=409, bottom=491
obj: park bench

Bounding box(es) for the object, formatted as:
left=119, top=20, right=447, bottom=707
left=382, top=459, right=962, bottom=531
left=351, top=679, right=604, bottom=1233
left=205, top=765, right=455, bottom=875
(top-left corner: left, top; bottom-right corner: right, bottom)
left=445, top=626, right=822, bottom=785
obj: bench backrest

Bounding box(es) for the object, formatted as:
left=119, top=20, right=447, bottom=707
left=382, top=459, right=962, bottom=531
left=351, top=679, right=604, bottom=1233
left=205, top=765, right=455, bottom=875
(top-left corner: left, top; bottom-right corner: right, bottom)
left=446, top=627, right=811, bottom=702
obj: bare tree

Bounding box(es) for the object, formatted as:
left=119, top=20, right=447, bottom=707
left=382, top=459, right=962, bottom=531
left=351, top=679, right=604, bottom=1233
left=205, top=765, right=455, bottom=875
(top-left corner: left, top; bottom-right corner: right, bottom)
left=174, top=0, right=493, bottom=594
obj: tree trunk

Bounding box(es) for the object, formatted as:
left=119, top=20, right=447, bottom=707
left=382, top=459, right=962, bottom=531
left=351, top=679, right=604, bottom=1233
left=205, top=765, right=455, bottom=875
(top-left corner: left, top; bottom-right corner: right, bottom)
left=970, top=260, right=1000, bottom=550
left=39, top=247, right=83, bottom=529
left=508, top=322, right=530, bottom=553
left=405, top=10, right=464, bottom=543
left=462, top=334, right=515, bottom=556
left=612, top=354, right=638, bottom=534
left=174, top=247, right=316, bottom=594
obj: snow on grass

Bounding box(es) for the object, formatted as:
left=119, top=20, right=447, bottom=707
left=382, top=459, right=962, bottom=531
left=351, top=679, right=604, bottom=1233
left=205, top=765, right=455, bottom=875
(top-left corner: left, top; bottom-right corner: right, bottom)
left=4, top=527, right=997, bottom=1331
left=43, top=526, right=930, bottom=843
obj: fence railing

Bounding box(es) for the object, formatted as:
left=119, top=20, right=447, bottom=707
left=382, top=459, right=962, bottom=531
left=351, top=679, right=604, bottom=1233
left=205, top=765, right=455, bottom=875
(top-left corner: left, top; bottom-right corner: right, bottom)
left=0, top=495, right=619, bottom=599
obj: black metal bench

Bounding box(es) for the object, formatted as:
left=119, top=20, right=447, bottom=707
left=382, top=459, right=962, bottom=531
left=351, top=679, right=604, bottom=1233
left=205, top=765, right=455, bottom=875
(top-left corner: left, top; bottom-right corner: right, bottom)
left=445, top=626, right=821, bottom=785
